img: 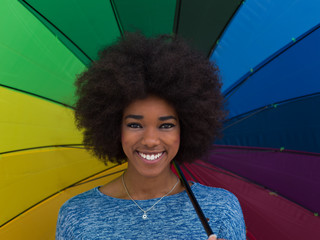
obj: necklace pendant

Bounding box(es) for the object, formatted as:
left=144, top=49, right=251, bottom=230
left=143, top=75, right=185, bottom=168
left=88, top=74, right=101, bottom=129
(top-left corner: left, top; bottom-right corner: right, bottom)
left=142, top=213, right=148, bottom=220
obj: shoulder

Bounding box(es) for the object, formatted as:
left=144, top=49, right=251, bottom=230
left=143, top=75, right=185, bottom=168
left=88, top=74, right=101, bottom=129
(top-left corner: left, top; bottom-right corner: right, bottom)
left=193, top=183, right=239, bottom=203
left=56, top=187, right=112, bottom=236
left=192, top=183, right=243, bottom=218
left=58, top=187, right=101, bottom=216
left=63, top=187, right=97, bottom=204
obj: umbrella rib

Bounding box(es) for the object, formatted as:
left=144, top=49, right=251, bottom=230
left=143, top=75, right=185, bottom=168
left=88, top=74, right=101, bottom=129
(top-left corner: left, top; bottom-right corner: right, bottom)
left=0, top=165, right=123, bottom=228
left=208, top=0, right=245, bottom=58
left=109, top=0, right=124, bottom=36
left=211, top=145, right=276, bottom=153
left=172, top=0, right=182, bottom=35
left=223, top=92, right=320, bottom=130
left=223, top=23, right=320, bottom=98
left=181, top=164, right=197, bottom=182
left=69, top=169, right=125, bottom=188
left=211, top=144, right=320, bottom=157
left=0, top=144, right=84, bottom=155
left=192, top=161, right=262, bottom=186
left=0, top=83, right=73, bottom=109
left=221, top=105, right=268, bottom=131
left=19, top=0, right=93, bottom=64
left=194, top=161, right=318, bottom=214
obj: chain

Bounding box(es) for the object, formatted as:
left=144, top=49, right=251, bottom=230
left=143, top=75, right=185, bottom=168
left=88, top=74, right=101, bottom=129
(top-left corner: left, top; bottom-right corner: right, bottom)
left=122, top=173, right=180, bottom=219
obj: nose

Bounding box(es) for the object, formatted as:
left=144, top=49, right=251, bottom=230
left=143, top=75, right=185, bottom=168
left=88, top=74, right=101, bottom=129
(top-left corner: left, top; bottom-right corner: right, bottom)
left=141, top=127, right=160, bottom=147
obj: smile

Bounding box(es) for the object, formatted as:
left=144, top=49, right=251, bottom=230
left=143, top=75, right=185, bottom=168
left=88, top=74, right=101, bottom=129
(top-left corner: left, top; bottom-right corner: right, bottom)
left=137, top=151, right=164, bottom=161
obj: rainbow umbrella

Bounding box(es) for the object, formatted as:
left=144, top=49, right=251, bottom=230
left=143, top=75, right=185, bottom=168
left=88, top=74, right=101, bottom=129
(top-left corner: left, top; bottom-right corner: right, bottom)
left=0, top=0, right=319, bottom=239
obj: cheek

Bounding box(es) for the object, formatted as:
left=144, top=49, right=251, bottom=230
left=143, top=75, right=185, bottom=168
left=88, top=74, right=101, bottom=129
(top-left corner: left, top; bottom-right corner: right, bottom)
left=121, top=136, right=131, bottom=159
left=120, top=128, right=138, bottom=153
left=173, top=133, right=180, bottom=144
left=121, top=125, right=130, bottom=144
left=175, top=137, right=180, bottom=150
left=120, top=128, right=129, bottom=151
left=171, top=131, right=181, bottom=153
left=176, top=127, right=181, bottom=144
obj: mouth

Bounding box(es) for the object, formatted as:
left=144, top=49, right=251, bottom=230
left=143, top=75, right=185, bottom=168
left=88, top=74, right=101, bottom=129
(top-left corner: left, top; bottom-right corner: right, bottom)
left=137, top=151, right=165, bottom=161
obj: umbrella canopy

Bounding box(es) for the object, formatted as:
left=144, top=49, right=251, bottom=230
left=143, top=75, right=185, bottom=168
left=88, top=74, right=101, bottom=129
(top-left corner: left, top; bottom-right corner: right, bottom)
left=0, top=0, right=319, bottom=239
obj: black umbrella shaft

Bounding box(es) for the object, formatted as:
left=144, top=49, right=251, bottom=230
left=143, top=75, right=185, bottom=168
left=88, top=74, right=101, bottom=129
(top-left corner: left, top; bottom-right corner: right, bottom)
left=173, top=161, right=214, bottom=237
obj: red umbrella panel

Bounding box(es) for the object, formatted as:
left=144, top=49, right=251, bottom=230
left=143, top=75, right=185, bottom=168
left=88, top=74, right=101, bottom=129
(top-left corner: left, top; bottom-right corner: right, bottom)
left=178, top=151, right=320, bottom=239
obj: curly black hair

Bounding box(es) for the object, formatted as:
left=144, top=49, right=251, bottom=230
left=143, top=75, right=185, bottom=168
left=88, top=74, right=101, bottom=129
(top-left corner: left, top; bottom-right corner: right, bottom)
left=75, top=33, right=225, bottom=165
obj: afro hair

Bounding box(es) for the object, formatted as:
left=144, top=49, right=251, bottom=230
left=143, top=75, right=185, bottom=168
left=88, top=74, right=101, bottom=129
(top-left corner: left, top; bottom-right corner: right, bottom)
left=74, top=33, right=225, bottom=165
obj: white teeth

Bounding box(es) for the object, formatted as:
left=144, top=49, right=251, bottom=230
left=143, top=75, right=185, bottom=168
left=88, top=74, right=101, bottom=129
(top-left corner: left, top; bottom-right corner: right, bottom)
left=138, top=152, right=163, bottom=161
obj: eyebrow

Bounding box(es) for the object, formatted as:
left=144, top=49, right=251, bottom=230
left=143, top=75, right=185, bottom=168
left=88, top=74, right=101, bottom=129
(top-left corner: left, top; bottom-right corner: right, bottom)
left=159, top=116, right=177, bottom=121
left=124, top=115, right=177, bottom=121
left=124, top=114, right=143, bottom=120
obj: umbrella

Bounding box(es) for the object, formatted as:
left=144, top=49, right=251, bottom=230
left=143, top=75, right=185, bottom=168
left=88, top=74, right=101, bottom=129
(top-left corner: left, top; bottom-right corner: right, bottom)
left=0, top=0, right=319, bottom=239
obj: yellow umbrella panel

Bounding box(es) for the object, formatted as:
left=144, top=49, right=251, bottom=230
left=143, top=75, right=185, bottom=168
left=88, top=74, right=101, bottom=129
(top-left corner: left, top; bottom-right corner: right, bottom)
left=0, top=87, right=124, bottom=238
left=0, top=160, right=127, bottom=240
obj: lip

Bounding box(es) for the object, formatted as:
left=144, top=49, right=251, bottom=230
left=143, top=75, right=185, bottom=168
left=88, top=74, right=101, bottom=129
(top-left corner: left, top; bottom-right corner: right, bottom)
left=136, top=151, right=165, bottom=164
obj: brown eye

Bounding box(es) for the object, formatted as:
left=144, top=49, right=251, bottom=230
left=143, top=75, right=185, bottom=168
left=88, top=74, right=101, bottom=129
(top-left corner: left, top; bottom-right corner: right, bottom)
left=159, top=123, right=175, bottom=129
left=127, top=123, right=142, bottom=128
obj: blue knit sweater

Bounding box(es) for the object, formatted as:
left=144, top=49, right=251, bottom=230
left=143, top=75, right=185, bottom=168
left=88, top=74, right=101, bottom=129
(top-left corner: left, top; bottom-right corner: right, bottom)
left=56, top=183, right=246, bottom=239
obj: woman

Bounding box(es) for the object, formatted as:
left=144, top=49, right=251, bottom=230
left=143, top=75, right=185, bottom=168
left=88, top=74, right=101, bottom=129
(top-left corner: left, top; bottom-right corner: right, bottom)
left=56, top=33, right=246, bottom=239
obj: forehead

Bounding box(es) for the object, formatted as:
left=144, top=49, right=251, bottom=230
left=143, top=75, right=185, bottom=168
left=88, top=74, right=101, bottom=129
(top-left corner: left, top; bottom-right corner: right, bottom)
left=123, top=96, right=177, bottom=116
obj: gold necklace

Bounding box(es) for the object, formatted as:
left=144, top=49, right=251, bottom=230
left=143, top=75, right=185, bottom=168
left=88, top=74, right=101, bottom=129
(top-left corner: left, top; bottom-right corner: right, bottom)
left=122, top=173, right=180, bottom=220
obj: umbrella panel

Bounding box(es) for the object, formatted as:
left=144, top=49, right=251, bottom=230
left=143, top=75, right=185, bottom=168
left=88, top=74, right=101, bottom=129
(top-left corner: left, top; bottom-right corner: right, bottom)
left=222, top=24, right=320, bottom=119
left=0, top=148, right=109, bottom=226
left=208, top=145, right=320, bottom=214
left=19, top=0, right=121, bottom=64
left=113, top=0, right=175, bottom=37
left=0, top=164, right=126, bottom=240
left=217, top=94, right=320, bottom=154
left=1, top=0, right=84, bottom=106
left=181, top=159, right=320, bottom=240
left=0, top=87, right=82, bottom=153
left=211, top=0, right=320, bottom=92
left=176, top=0, right=242, bottom=56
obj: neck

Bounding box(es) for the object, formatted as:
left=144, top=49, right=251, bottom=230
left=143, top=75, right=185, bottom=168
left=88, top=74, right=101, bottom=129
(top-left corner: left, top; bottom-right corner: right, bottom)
left=123, top=167, right=179, bottom=200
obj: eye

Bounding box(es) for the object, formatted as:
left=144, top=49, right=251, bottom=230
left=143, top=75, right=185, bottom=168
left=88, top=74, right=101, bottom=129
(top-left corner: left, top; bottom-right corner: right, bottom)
left=127, top=123, right=142, bottom=128
left=159, top=123, right=175, bottom=129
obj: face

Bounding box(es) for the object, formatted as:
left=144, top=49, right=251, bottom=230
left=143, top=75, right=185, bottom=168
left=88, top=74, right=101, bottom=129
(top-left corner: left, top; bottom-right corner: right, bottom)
left=121, top=95, right=180, bottom=178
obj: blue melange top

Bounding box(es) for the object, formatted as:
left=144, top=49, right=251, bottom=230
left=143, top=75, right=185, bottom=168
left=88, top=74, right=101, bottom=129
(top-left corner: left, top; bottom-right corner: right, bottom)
left=56, top=183, right=246, bottom=240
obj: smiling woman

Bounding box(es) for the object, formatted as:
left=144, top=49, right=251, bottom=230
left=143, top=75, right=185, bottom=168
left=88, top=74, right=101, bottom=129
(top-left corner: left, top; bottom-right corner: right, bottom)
left=56, top=33, right=245, bottom=239
left=121, top=96, right=180, bottom=180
